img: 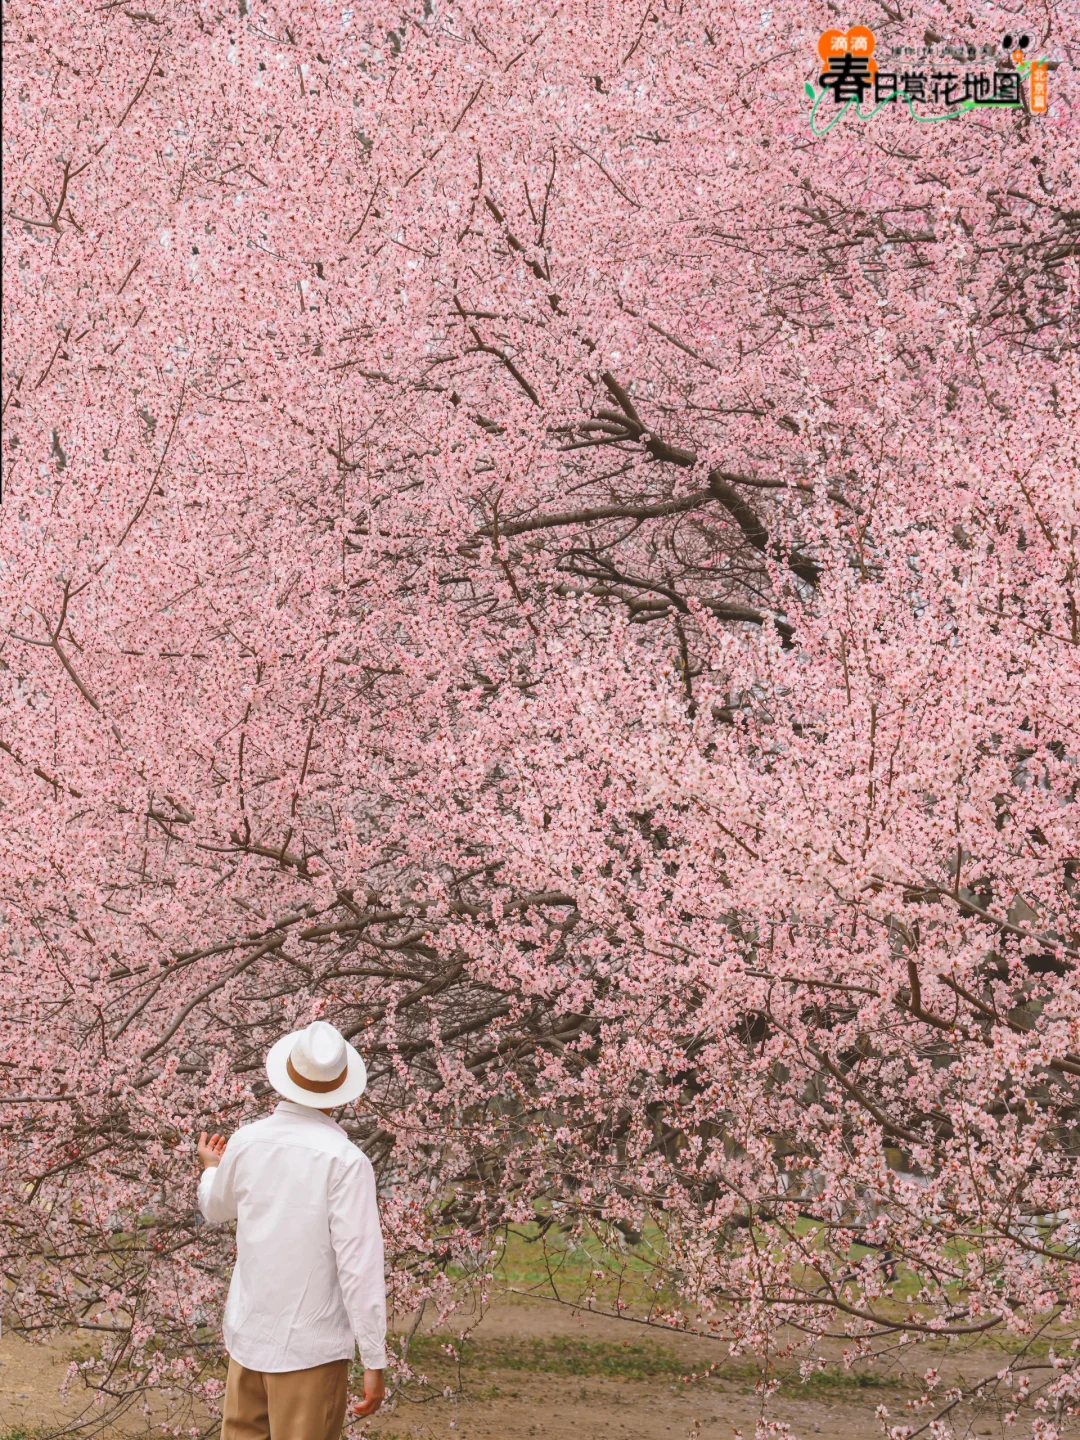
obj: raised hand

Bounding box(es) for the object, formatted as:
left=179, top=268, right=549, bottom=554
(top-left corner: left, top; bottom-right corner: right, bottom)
left=197, top=1131, right=228, bottom=1171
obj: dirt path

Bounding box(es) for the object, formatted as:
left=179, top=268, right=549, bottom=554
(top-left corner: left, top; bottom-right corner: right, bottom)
left=1, top=1300, right=1069, bottom=1439
left=373, top=1300, right=856, bottom=1440
left=365, top=1299, right=1008, bottom=1440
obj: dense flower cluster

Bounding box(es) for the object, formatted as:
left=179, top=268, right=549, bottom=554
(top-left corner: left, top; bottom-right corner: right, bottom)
left=2, top=0, right=1078, bottom=1434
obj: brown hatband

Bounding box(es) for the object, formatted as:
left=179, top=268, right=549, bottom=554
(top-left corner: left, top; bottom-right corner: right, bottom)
left=286, top=1054, right=349, bottom=1092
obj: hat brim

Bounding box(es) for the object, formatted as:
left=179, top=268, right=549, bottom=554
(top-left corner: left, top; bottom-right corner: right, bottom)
left=265, top=1030, right=368, bottom=1107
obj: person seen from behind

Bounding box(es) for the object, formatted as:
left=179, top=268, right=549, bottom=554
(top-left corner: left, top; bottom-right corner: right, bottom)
left=196, top=1020, right=386, bottom=1439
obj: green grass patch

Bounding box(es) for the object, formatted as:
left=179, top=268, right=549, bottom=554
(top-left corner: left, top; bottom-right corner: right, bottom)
left=477, top=1219, right=928, bottom=1317
left=397, top=1333, right=900, bottom=1398
left=475, top=1222, right=677, bottom=1312
left=406, top=1333, right=689, bottom=1380
left=789, top=1366, right=892, bottom=1396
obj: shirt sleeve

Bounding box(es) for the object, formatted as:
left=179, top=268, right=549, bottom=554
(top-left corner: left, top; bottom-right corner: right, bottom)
left=328, top=1152, right=388, bottom=1370
left=197, top=1141, right=239, bottom=1224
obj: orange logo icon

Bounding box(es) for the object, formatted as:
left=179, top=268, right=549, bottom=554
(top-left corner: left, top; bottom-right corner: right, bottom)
left=816, top=25, right=879, bottom=105
left=817, top=25, right=878, bottom=74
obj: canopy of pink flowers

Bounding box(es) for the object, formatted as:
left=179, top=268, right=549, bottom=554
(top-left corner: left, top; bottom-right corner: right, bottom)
left=2, top=0, right=1077, bottom=1433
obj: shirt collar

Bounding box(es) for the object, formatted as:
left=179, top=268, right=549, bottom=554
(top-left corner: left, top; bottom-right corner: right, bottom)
left=274, top=1099, right=345, bottom=1131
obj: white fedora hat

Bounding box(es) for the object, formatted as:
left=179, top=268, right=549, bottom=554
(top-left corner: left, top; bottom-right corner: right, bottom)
left=266, top=1021, right=368, bottom=1108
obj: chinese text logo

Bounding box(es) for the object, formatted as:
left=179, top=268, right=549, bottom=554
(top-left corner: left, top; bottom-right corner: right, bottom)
left=807, top=26, right=1049, bottom=134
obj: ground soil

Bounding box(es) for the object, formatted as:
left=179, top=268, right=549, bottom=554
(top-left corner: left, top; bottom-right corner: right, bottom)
left=2, top=1298, right=1073, bottom=1440
left=365, top=1299, right=880, bottom=1440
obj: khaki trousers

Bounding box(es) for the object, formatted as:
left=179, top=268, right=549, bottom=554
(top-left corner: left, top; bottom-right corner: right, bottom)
left=221, top=1356, right=350, bottom=1440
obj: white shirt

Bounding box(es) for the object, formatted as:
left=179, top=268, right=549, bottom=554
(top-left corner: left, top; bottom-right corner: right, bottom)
left=197, top=1100, right=388, bottom=1373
